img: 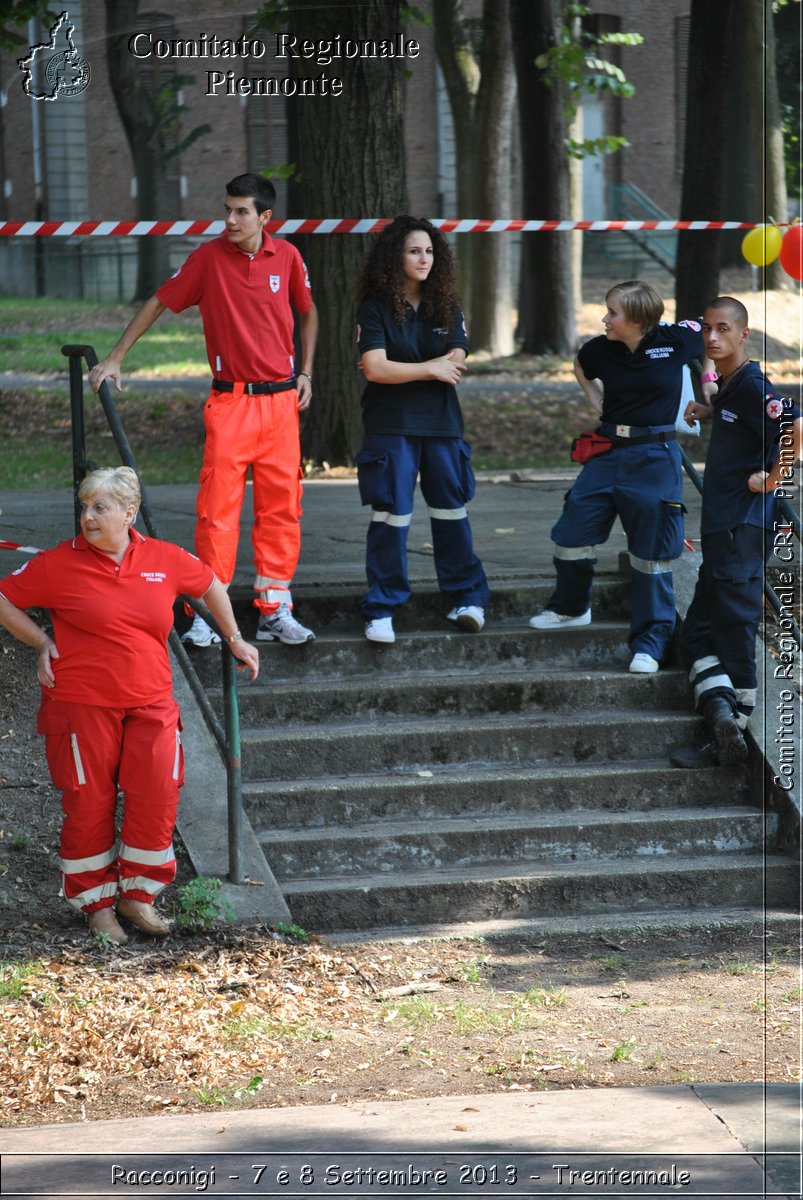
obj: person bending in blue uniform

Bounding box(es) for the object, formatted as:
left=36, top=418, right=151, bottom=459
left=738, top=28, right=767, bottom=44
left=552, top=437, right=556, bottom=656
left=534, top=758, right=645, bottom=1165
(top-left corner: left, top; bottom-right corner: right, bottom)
left=530, top=280, right=708, bottom=673
left=671, top=296, right=803, bottom=768
left=354, top=216, right=489, bottom=644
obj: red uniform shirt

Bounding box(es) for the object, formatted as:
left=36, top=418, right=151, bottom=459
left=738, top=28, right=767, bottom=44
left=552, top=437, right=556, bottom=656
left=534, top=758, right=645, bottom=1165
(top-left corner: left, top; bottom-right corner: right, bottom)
left=156, top=231, right=314, bottom=382
left=0, top=531, right=214, bottom=707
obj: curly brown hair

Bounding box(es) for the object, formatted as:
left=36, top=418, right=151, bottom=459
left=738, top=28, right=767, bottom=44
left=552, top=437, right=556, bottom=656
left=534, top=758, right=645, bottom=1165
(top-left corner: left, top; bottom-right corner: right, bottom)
left=357, top=216, right=461, bottom=327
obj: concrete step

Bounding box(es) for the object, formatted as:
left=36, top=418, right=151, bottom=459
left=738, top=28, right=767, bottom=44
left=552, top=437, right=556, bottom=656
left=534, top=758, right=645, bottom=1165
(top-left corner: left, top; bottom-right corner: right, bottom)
left=241, top=761, right=752, bottom=828
left=260, top=806, right=774, bottom=880
left=327, top=905, right=803, bottom=946
left=222, top=667, right=688, bottom=725
left=229, top=576, right=633, bottom=630
left=190, top=621, right=638, bottom=685
left=239, top=710, right=698, bottom=782
left=280, top=852, right=798, bottom=932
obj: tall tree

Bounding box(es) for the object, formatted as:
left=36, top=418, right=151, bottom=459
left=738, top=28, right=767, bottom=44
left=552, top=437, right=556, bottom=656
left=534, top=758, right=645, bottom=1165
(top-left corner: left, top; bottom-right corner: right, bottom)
left=720, top=0, right=788, bottom=287
left=511, top=0, right=575, bottom=355
left=283, top=0, right=406, bottom=464
left=434, top=0, right=516, bottom=354
left=674, top=1, right=737, bottom=322
left=104, top=0, right=209, bottom=299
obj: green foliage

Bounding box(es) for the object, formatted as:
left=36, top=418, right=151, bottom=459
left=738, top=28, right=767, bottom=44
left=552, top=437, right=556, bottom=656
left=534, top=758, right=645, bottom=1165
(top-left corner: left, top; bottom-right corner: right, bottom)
left=152, top=76, right=211, bottom=164
left=261, top=163, right=298, bottom=183
left=174, top=877, right=235, bottom=931
left=535, top=1, right=642, bottom=159
left=0, top=960, right=44, bottom=999
left=1, top=0, right=58, bottom=51
left=249, top=1, right=288, bottom=37
left=275, top=922, right=311, bottom=942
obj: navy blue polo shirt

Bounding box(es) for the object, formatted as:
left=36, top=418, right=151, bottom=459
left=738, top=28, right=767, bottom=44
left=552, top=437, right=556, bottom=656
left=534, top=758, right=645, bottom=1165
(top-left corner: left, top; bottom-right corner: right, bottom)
left=701, top=361, right=801, bottom=534
left=357, top=297, right=468, bottom=437
left=578, top=320, right=704, bottom=427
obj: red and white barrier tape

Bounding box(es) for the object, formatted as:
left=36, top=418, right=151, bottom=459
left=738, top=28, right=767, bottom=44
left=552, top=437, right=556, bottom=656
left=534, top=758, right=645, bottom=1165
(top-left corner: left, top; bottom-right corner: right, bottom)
left=0, top=540, right=41, bottom=555
left=0, top=218, right=766, bottom=237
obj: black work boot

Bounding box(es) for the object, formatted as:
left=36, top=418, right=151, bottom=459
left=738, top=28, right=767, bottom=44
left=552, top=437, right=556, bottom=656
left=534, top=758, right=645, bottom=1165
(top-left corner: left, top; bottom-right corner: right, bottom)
left=703, top=695, right=749, bottom=766
left=669, top=723, right=719, bottom=769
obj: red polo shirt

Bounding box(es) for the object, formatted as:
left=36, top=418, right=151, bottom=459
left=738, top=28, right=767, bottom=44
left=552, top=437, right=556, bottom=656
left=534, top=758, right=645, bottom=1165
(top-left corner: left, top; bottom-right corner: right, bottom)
left=0, top=531, right=214, bottom=707
left=156, top=230, right=314, bottom=382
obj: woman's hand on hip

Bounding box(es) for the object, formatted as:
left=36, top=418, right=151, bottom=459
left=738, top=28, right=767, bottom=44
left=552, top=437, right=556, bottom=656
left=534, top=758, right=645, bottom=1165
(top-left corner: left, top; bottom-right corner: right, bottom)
left=37, top=640, right=59, bottom=688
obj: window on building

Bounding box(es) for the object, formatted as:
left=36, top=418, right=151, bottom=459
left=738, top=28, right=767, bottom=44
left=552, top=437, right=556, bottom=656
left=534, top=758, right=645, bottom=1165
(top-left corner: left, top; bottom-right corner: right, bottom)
left=243, top=15, right=289, bottom=212
left=137, top=10, right=181, bottom=211
left=675, top=15, right=691, bottom=173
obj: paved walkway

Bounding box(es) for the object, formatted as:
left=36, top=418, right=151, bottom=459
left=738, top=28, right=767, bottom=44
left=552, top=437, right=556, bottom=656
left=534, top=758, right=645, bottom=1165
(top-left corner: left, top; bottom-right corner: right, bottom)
left=1, top=1084, right=799, bottom=1196
left=0, top=468, right=705, bottom=589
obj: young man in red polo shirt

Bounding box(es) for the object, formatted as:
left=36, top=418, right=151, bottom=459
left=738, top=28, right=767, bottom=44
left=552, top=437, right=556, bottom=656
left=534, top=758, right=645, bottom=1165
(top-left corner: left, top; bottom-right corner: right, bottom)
left=89, top=173, right=319, bottom=646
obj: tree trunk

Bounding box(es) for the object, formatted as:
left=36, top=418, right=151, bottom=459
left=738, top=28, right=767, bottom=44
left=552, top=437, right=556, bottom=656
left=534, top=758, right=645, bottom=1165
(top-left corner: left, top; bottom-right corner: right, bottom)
left=719, top=1, right=787, bottom=285
left=286, top=0, right=406, bottom=465
left=675, top=0, right=735, bottom=321
left=511, top=0, right=576, bottom=355
left=469, top=0, right=515, bottom=354
left=104, top=0, right=173, bottom=299
left=433, top=0, right=479, bottom=308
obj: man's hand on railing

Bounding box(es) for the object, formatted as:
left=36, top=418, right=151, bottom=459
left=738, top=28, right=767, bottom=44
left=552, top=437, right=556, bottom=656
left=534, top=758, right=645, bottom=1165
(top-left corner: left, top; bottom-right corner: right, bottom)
left=88, top=357, right=124, bottom=394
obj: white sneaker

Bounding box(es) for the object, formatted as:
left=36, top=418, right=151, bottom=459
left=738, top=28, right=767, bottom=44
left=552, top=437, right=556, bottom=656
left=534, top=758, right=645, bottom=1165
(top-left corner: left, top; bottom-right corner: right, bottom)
left=529, top=609, right=591, bottom=630
left=629, top=652, right=659, bottom=674
left=256, top=603, right=315, bottom=645
left=365, top=617, right=395, bottom=644
left=181, top=613, right=221, bottom=647
left=446, top=605, right=485, bottom=632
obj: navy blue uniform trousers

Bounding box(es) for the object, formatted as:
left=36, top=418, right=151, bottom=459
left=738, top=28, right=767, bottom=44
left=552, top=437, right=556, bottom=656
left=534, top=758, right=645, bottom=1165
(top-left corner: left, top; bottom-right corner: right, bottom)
left=680, top=523, right=768, bottom=727
left=546, top=440, right=685, bottom=660
left=356, top=435, right=489, bottom=620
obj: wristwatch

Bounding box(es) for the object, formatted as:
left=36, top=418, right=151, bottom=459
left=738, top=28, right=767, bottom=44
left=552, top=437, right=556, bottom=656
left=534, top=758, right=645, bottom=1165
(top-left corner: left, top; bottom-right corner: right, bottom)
left=225, top=630, right=243, bottom=643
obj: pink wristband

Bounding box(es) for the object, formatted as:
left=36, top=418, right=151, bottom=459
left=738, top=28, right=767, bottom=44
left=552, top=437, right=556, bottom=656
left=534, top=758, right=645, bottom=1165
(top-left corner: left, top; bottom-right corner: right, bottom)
left=700, top=371, right=718, bottom=383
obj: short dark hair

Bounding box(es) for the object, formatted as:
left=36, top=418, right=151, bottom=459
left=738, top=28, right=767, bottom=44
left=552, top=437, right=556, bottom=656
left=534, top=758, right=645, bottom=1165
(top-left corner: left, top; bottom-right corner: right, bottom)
left=706, top=295, right=749, bottom=327
left=225, top=173, right=276, bottom=214
left=606, top=280, right=664, bottom=335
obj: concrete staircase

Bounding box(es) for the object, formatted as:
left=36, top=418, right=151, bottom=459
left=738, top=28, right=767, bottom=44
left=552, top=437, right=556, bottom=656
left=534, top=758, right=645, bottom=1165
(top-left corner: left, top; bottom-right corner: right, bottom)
left=196, top=575, right=795, bottom=936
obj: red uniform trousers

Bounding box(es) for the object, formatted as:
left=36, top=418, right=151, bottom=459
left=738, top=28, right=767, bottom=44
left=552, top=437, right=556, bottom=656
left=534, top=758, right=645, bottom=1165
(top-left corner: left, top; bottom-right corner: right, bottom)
left=197, top=385, right=304, bottom=614
left=37, top=696, right=182, bottom=913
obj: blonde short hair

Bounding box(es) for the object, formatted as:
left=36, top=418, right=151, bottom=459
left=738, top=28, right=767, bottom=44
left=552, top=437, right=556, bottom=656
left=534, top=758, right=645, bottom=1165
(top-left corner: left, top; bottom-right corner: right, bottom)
left=606, top=280, right=665, bottom=336
left=78, top=466, right=141, bottom=512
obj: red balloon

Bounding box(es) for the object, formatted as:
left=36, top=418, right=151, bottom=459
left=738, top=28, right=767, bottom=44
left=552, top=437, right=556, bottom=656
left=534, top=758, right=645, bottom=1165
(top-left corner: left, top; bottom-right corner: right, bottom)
left=779, top=224, right=803, bottom=281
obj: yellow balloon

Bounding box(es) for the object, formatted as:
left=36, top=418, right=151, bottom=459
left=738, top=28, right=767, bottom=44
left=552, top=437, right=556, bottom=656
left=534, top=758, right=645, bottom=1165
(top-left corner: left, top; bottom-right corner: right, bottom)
left=741, top=224, right=783, bottom=267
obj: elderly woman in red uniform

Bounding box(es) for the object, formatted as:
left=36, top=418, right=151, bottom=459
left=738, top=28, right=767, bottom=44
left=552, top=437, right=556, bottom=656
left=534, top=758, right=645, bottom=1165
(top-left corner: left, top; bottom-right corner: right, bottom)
left=0, top=467, right=259, bottom=945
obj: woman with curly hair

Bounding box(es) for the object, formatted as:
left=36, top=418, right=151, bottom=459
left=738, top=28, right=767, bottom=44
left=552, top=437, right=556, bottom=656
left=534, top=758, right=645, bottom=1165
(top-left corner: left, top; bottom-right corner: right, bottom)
left=354, top=216, right=489, bottom=643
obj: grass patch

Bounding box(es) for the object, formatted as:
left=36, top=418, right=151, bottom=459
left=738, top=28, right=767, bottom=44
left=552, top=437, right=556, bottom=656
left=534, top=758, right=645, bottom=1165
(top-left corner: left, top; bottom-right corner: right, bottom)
left=612, top=1038, right=636, bottom=1062
left=0, top=387, right=203, bottom=488
left=718, top=957, right=758, bottom=976
left=224, top=1016, right=332, bottom=1044
left=0, top=960, right=45, bottom=1000
left=382, top=990, right=552, bottom=1034
left=0, top=298, right=207, bottom=376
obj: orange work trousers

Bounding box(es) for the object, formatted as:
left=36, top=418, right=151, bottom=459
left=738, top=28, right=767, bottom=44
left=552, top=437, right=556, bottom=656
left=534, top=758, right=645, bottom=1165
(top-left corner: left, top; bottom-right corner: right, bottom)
left=197, top=385, right=304, bottom=612
left=37, top=695, right=182, bottom=912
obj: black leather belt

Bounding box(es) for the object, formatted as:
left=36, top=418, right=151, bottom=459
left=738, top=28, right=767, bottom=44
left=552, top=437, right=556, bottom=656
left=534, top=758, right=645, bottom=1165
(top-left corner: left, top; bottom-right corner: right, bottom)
left=212, top=378, right=296, bottom=395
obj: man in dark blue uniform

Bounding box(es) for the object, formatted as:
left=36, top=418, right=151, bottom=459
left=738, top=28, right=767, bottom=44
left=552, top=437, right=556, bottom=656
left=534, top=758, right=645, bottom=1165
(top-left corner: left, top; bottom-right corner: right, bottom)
left=671, top=297, right=803, bottom=768
left=530, top=281, right=708, bottom=673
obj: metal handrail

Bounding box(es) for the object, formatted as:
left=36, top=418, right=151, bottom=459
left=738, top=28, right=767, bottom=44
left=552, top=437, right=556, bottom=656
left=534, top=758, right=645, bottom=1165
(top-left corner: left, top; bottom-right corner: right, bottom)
left=679, top=444, right=803, bottom=653
left=61, top=343, right=245, bottom=882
